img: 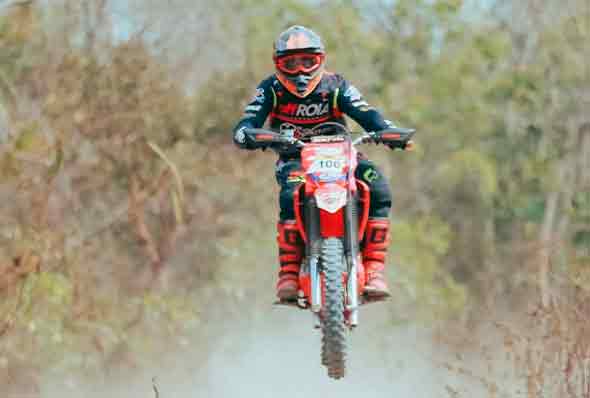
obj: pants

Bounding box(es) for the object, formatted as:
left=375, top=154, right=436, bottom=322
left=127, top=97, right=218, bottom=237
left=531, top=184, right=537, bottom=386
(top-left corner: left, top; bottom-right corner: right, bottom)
left=275, top=156, right=392, bottom=221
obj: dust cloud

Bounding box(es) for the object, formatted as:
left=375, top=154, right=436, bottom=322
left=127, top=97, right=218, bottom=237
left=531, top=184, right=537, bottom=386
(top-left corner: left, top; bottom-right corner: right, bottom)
left=42, top=301, right=523, bottom=398
left=195, top=306, right=445, bottom=398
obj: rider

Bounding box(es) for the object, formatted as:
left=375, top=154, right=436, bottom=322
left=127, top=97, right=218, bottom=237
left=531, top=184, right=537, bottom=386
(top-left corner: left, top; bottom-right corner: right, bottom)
left=233, top=25, right=407, bottom=300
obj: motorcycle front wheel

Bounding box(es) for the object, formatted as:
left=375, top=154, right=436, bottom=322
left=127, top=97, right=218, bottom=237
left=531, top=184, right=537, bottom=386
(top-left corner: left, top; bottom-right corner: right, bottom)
left=320, top=237, right=346, bottom=379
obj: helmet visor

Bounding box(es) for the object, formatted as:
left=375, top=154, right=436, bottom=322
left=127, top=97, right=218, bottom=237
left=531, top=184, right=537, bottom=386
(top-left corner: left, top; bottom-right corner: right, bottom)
left=276, top=53, right=324, bottom=75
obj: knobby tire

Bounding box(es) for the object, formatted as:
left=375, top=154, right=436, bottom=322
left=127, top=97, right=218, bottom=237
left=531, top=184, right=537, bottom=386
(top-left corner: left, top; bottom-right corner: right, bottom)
left=320, top=238, right=346, bottom=379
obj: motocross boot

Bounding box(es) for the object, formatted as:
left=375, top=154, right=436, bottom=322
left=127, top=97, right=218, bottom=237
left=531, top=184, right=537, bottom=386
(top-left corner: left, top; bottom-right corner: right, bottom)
left=276, top=220, right=304, bottom=300
left=362, top=217, right=392, bottom=298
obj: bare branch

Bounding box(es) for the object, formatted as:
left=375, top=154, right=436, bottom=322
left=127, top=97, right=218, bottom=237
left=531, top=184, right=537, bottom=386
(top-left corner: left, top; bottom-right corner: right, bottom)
left=128, top=173, right=164, bottom=275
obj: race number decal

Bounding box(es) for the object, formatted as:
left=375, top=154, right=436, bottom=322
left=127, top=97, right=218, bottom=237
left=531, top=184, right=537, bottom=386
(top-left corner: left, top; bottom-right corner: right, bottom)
left=305, top=146, right=347, bottom=182
left=309, top=158, right=344, bottom=173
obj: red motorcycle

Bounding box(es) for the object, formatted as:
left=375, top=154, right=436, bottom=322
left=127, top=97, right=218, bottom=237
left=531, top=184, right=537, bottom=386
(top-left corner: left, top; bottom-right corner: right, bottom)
left=244, top=122, right=415, bottom=379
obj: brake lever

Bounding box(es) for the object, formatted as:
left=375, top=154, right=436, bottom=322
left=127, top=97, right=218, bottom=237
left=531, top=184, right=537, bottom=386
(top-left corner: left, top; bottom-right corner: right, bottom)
left=279, top=136, right=305, bottom=148
left=352, top=132, right=375, bottom=146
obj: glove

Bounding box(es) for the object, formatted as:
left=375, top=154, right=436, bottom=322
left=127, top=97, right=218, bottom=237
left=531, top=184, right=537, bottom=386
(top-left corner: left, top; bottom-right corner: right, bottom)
left=387, top=140, right=414, bottom=151
left=234, top=127, right=257, bottom=150
left=386, top=140, right=407, bottom=150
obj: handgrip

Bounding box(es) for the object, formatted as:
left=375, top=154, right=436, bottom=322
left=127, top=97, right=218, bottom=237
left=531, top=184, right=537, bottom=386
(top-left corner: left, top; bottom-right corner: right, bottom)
left=244, top=128, right=280, bottom=143
left=243, top=128, right=305, bottom=150
left=375, top=127, right=415, bottom=142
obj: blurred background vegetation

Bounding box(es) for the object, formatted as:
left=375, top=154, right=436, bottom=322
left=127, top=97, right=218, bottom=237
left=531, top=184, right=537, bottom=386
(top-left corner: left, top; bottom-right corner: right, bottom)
left=0, top=0, right=588, bottom=395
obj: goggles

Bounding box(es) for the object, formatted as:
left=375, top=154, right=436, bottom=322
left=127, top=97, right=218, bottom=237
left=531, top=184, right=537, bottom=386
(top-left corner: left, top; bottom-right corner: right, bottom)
left=275, top=53, right=324, bottom=74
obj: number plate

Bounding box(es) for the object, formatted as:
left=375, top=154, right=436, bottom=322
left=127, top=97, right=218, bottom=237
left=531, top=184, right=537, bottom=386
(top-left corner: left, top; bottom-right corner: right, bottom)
left=315, top=185, right=347, bottom=213
left=307, top=147, right=346, bottom=178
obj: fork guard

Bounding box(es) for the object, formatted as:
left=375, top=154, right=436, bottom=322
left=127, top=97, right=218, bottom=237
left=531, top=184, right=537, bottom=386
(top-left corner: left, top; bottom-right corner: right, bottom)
left=293, top=179, right=371, bottom=245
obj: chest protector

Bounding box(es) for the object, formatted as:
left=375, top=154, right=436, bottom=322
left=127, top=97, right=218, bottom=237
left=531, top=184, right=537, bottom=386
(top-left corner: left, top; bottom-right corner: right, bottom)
left=269, top=73, right=346, bottom=137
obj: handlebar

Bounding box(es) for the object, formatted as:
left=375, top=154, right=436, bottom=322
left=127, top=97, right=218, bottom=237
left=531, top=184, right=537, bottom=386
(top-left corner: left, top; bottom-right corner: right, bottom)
left=244, top=125, right=416, bottom=151
left=351, top=127, right=416, bottom=146
left=244, top=128, right=306, bottom=149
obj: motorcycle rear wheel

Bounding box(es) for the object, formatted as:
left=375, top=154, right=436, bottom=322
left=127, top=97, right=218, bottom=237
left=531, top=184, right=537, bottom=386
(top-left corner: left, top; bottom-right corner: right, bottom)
left=320, top=238, right=346, bottom=379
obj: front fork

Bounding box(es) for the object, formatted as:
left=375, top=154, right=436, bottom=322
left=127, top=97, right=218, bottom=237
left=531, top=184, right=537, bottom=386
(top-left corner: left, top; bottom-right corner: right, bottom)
left=305, top=196, right=322, bottom=314
left=344, top=195, right=359, bottom=328
left=303, top=196, right=322, bottom=328
left=302, top=193, right=360, bottom=329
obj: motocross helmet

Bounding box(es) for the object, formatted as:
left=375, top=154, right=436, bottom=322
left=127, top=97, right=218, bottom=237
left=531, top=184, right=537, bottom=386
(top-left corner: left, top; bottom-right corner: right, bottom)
left=273, top=25, right=326, bottom=98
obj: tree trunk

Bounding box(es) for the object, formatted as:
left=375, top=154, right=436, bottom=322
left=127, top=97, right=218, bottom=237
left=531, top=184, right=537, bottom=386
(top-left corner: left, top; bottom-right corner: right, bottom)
left=539, top=191, right=558, bottom=308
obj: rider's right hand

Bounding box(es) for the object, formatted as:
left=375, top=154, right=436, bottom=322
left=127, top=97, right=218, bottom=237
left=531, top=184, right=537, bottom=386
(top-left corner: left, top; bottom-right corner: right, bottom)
left=234, top=127, right=258, bottom=150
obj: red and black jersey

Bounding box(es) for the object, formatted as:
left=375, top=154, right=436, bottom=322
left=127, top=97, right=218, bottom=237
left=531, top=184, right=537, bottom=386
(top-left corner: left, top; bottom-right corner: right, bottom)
left=233, top=73, right=396, bottom=149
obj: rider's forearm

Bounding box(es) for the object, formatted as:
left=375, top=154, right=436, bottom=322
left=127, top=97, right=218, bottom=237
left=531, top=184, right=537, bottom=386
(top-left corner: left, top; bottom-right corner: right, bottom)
left=233, top=77, right=275, bottom=149
left=233, top=119, right=258, bottom=149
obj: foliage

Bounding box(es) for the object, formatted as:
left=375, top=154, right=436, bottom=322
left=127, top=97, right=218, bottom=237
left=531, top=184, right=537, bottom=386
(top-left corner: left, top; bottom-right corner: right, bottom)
left=394, top=216, right=467, bottom=318
left=0, top=0, right=588, bottom=395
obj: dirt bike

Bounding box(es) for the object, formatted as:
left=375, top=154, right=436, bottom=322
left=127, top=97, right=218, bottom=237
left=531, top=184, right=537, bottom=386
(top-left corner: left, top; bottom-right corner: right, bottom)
left=244, top=122, right=415, bottom=379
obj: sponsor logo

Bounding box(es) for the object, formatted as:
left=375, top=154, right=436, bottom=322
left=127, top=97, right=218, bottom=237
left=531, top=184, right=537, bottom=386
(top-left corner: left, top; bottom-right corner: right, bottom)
left=286, top=32, right=311, bottom=50
left=369, top=228, right=387, bottom=243
left=245, top=105, right=262, bottom=112
left=275, top=160, right=286, bottom=173
left=363, top=168, right=379, bottom=183
left=351, top=100, right=369, bottom=108
left=296, top=103, right=329, bottom=117
left=280, top=123, right=314, bottom=139
left=314, top=147, right=344, bottom=156
left=278, top=102, right=329, bottom=118
left=344, top=85, right=362, bottom=102
left=317, top=173, right=345, bottom=183
left=251, top=88, right=265, bottom=103
left=279, top=123, right=297, bottom=139
left=279, top=103, right=298, bottom=115
left=234, top=127, right=246, bottom=144
left=287, top=175, right=306, bottom=184
left=287, top=171, right=305, bottom=184
left=315, top=185, right=347, bottom=213
left=310, top=135, right=345, bottom=143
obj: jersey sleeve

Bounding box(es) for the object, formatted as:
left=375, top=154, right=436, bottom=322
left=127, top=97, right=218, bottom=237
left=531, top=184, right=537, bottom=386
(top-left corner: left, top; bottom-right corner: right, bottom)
left=336, top=79, right=397, bottom=132
left=232, top=78, right=275, bottom=148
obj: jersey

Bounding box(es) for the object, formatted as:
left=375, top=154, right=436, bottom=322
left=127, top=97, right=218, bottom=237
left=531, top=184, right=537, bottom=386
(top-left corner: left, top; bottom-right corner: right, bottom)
left=233, top=73, right=396, bottom=152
